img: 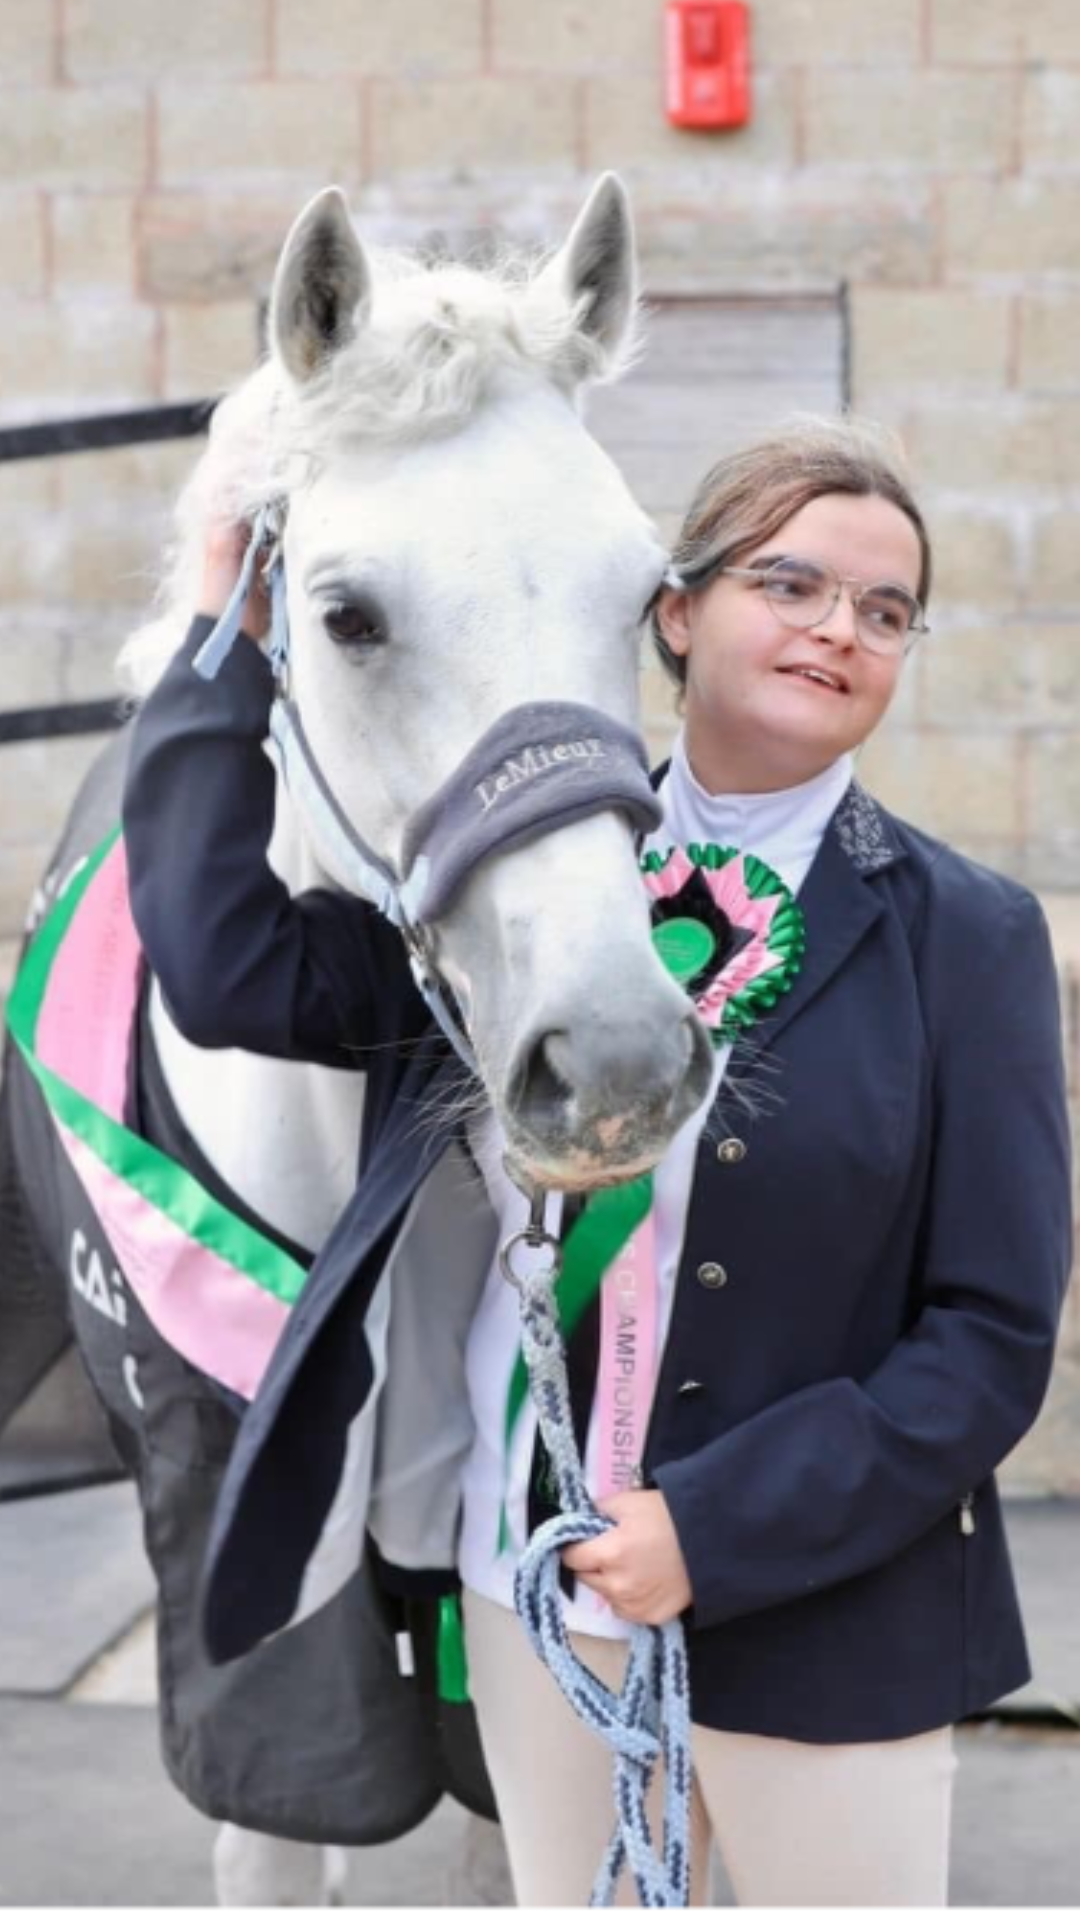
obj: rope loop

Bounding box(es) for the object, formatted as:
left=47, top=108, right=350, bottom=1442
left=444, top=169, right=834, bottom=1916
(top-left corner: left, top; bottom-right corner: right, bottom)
left=510, top=1251, right=692, bottom=1906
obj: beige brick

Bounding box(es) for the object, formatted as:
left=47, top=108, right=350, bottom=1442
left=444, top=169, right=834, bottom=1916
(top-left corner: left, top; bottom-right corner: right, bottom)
left=1, top=843, right=63, bottom=942
left=61, top=621, right=138, bottom=701
left=755, top=0, right=922, bottom=66
left=493, top=0, right=658, bottom=72
left=1024, top=72, right=1080, bottom=172
left=0, top=463, right=54, bottom=511
left=278, top=0, right=482, bottom=76
left=0, top=192, right=46, bottom=296
left=56, top=440, right=197, bottom=513
left=138, top=190, right=294, bottom=302
left=369, top=77, right=577, bottom=177
left=1002, top=1347, right=1080, bottom=1495
left=51, top=194, right=136, bottom=294
left=857, top=726, right=1019, bottom=844
left=0, top=0, right=56, bottom=83
left=1020, top=297, right=1080, bottom=392
left=61, top=511, right=166, bottom=607
left=1026, top=733, right=1080, bottom=886
left=903, top=399, right=1080, bottom=490
left=2, top=607, right=143, bottom=708
left=944, top=178, right=1080, bottom=280
left=0, top=737, right=109, bottom=853
left=158, top=83, right=361, bottom=189
left=65, top=0, right=267, bottom=80
left=0, top=511, right=67, bottom=604
left=929, top=507, right=1020, bottom=607
left=4, top=624, right=66, bottom=707
left=0, top=88, right=147, bottom=190
left=0, top=938, right=19, bottom=1004
left=805, top=71, right=1013, bottom=171
left=162, top=301, right=262, bottom=399
left=632, top=174, right=937, bottom=293
left=851, top=290, right=1012, bottom=396
left=922, top=622, right=1080, bottom=730
left=931, top=0, right=1080, bottom=63
left=1029, top=510, right=1080, bottom=606
left=587, top=72, right=797, bottom=174
left=0, top=302, right=157, bottom=421
left=0, top=499, right=166, bottom=616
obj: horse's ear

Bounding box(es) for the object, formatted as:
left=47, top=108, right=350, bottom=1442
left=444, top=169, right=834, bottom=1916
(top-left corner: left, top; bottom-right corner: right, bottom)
left=540, top=173, right=638, bottom=363
left=270, top=187, right=372, bottom=384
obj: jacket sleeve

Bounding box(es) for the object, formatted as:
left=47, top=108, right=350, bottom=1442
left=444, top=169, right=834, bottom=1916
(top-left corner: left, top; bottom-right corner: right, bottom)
left=122, top=617, right=422, bottom=1067
left=653, top=875, right=1074, bottom=1630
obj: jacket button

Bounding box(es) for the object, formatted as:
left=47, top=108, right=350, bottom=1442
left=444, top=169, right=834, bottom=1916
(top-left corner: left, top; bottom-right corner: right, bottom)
left=717, top=1137, right=746, bottom=1164
left=697, top=1261, right=728, bottom=1289
left=677, top=1379, right=704, bottom=1395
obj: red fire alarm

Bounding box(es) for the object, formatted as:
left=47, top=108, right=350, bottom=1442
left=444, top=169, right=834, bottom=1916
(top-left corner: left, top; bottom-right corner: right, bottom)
left=665, top=0, right=751, bottom=130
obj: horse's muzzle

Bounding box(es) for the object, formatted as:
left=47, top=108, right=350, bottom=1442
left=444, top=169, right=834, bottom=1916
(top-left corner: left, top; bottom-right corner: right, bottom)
left=502, top=1004, right=715, bottom=1189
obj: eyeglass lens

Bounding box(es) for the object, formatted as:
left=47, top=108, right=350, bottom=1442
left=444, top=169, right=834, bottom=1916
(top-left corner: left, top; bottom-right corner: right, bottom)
left=763, top=558, right=918, bottom=651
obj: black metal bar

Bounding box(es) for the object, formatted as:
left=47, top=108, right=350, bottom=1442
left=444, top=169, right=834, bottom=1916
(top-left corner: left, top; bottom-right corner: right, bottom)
left=0, top=398, right=215, bottom=464
left=0, top=700, right=127, bottom=745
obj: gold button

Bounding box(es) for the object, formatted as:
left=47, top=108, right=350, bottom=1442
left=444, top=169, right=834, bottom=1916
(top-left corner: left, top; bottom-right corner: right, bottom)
left=717, top=1137, right=746, bottom=1165
left=697, top=1261, right=728, bottom=1289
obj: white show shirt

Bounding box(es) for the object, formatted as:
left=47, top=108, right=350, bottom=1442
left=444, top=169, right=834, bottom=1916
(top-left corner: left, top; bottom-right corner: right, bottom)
left=457, top=739, right=854, bottom=1636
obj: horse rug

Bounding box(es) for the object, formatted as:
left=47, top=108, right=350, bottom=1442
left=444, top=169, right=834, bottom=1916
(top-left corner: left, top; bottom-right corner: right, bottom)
left=0, top=730, right=494, bottom=1842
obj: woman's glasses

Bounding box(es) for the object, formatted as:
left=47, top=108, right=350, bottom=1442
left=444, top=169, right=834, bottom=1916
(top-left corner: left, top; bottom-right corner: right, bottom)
left=720, top=556, right=929, bottom=658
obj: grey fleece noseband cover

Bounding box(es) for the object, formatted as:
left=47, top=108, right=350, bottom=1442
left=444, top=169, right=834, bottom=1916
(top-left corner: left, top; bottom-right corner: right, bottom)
left=400, top=702, right=660, bottom=922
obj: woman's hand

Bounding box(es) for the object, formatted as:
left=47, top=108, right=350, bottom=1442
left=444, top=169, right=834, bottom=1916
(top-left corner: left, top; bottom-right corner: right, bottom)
left=198, top=518, right=270, bottom=641
left=561, top=1489, right=693, bottom=1626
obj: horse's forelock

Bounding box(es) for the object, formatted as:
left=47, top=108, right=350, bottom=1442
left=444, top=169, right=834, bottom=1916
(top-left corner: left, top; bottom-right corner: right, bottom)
left=117, top=246, right=640, bottom=697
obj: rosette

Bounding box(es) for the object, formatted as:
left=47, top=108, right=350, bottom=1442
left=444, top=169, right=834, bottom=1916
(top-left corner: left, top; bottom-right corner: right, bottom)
left=642, top=842, right=806, bottom=1041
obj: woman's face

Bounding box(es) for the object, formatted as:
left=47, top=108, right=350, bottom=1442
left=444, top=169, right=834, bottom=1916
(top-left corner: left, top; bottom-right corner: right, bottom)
left=657, top=491, right=924, bottom=793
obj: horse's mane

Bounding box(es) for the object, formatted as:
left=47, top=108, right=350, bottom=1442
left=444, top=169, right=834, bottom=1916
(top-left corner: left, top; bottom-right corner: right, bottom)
left=119, top=246, right=640, bottom=697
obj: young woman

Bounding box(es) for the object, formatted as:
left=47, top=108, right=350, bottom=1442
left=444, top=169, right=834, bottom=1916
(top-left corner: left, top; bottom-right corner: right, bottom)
left=122, top=418, right=1072, bottom=1907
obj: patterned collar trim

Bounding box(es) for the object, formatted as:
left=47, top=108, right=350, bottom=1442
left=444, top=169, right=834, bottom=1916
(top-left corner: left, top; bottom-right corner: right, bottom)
left=832, top=781, right=905, bottom=874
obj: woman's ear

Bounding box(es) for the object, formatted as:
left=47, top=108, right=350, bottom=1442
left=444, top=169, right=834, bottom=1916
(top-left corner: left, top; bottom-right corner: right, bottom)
left=655, top=585, right=693, bottom=659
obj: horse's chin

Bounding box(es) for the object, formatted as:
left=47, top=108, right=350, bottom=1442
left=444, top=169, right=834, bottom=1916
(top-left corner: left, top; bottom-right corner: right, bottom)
left=501, top=1129, right=664, bottom=1197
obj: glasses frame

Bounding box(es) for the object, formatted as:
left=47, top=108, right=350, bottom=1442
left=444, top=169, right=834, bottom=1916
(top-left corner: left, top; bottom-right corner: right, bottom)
left=719, top=557, right=930, bottom=658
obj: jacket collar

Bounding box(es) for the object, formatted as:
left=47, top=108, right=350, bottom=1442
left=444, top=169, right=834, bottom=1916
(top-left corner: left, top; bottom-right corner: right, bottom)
left=750, top=779, right=905, bottom=1052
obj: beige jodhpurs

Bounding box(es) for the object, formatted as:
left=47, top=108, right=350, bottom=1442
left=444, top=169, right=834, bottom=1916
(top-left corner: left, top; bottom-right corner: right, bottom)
left=463, top=1590, right=957, bottom=1908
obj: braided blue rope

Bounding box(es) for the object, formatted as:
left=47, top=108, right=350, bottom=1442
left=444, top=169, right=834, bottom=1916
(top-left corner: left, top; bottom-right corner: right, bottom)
left=509, top=1260, right=692, bottom=1907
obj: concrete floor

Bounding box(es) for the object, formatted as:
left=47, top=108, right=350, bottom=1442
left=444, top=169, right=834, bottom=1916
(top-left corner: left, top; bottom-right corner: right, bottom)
left=1, top=1485, right=1078, bottom=1907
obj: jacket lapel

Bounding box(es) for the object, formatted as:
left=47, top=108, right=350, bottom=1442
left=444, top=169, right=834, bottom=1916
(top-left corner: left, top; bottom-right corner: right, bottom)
left=747, top=782, right=906, bottom=1055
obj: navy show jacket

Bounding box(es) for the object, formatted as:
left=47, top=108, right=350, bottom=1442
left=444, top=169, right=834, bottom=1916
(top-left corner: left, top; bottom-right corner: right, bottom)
left=121, top=617, right=1074, bottom=1744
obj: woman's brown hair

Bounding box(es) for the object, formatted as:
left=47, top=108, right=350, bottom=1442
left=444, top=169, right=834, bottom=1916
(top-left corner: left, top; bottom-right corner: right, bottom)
left=652, top=414, right=933, bottom=690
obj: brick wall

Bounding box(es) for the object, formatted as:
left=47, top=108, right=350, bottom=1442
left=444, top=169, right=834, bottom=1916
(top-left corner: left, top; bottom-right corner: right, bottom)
left=0, top=2, right=1077, bottom=1483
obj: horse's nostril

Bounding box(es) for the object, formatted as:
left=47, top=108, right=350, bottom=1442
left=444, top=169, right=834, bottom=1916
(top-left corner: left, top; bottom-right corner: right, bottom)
left=511, top=1031, right=574, bottom=1134
left=508, top=1010, right=713, bottom=1151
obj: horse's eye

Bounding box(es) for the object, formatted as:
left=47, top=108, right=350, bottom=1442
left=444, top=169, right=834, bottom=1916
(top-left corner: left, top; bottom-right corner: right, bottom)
left=322, top=597, right=388, bottom=648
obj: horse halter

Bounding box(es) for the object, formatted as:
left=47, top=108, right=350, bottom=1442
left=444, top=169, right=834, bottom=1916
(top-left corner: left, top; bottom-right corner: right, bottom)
left=192, top=506, right=663, bottom=1076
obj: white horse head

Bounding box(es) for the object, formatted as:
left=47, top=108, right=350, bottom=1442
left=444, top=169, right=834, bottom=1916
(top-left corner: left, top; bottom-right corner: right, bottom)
left=126, top=177, right=713, bottom=1190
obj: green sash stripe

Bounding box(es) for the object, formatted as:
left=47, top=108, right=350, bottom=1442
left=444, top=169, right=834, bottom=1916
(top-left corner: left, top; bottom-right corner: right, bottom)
left=502, top=1172, right=653, bottom=1449
left=5, top=829, right=308, bottom=1308
left=496, top=1173, right=653, bottom=1551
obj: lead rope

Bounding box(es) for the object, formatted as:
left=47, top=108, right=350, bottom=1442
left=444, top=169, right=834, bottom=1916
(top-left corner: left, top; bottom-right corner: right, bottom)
left=500, top=1186, right=692, bottom=1909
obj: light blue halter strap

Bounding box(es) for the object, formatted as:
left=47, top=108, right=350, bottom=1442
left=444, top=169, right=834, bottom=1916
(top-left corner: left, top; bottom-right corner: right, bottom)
left=191, top=510, right=480, bottom=1075
left=191, top=506, right=280, bottom=681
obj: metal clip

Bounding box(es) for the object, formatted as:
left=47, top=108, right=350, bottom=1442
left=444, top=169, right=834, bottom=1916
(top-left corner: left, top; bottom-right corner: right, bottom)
left=498, top=1162, right=563, bottom=1290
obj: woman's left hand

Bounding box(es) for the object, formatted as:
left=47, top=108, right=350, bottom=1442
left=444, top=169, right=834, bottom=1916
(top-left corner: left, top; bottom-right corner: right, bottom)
left=561, top=1490, right=693, bottom=1626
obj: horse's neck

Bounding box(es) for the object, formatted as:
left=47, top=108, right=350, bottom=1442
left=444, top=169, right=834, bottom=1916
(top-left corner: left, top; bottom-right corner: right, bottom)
left=148, top=784, right=364, bottom=1256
